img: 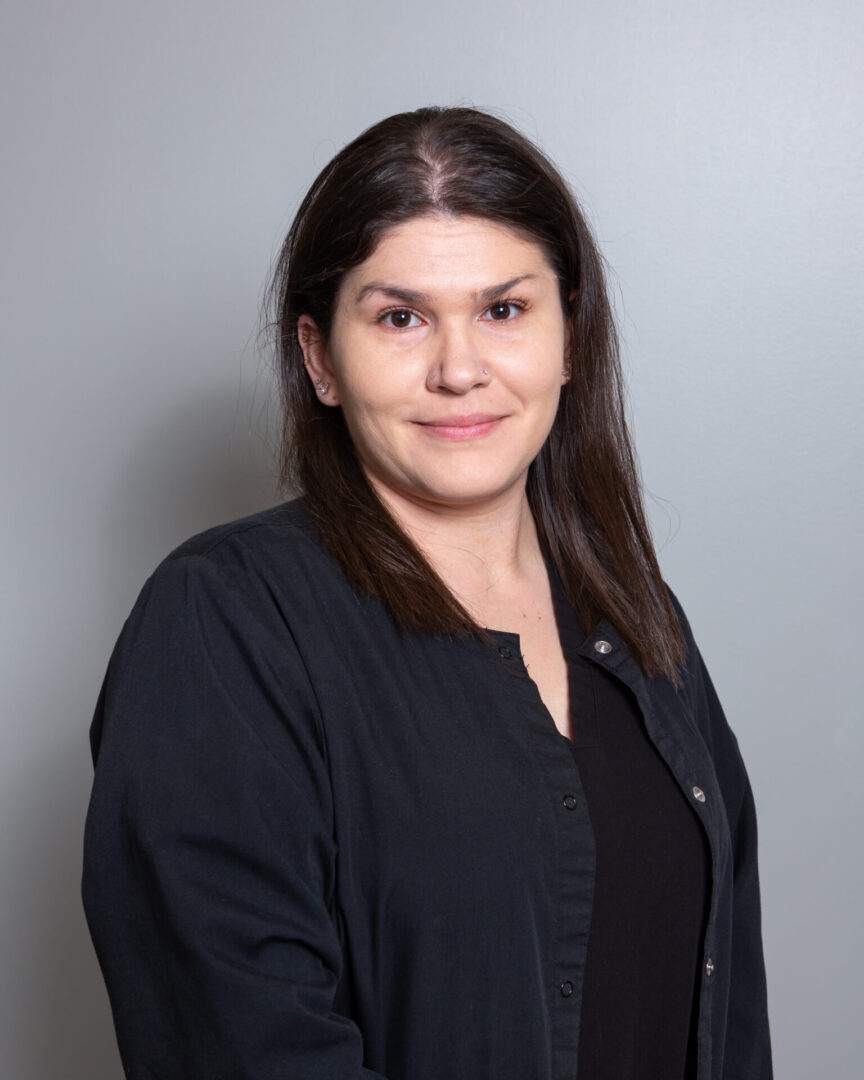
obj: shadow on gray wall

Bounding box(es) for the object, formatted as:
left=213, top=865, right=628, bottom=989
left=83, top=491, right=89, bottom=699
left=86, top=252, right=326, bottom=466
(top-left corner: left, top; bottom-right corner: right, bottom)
left=16, top=381, right=283, bottom=1079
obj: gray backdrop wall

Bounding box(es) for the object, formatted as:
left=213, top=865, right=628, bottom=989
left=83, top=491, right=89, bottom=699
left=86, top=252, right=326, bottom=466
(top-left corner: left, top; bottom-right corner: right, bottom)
left=2, top=1, right=861, bottom=1077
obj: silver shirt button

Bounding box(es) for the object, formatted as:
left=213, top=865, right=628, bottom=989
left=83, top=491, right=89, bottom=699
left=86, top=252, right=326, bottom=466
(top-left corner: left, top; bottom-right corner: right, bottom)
left=593, top=639, right=612, bottom=654
left=705, top=957, right=715, bottom=977
left=692, top=786, right=706, bottom=803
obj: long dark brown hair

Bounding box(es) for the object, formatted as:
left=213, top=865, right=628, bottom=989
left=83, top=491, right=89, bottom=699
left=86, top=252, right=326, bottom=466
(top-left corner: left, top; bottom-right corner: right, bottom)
left=266, top=106, right=685, bottom=681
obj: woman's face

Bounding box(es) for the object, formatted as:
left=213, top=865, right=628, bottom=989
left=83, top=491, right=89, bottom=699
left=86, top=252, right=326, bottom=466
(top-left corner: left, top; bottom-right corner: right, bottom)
left=298, top=213, right=569, bottom=516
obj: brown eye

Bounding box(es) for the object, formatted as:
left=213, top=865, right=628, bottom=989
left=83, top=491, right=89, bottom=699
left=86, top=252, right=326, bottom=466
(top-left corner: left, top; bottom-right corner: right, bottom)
left=384, top=310, right=420, bottom=329
left=487, top=301, right=521, bottom=321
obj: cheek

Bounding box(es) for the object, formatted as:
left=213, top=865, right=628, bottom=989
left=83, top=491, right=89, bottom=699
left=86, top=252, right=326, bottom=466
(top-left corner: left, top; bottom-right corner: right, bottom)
left=337, top=360, right=420, bottom=425
left=507, top=348, right=565, bottom=400
left=337, top=380, right=409, bottom=455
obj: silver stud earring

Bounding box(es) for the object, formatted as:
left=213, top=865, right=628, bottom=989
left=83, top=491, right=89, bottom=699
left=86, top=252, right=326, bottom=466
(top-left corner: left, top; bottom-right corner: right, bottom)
left=315, top=377, right=330, bottom=396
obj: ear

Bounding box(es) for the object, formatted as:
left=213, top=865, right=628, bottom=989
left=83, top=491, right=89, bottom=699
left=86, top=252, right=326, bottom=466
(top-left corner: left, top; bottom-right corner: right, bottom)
left=296, top=314, right=340, bottom=405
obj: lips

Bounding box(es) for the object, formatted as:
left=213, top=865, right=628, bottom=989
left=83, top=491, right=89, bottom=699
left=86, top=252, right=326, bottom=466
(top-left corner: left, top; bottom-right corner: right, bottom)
left=414, top=413, right=505, bottom=440
left=417, top=413, right=503, bottom=427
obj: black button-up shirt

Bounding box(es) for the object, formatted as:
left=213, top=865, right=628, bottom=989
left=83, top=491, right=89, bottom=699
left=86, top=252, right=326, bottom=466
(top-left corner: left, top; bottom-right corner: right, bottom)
left=82, top=500, right=773, bottom=1079
left=547, top=563, right=711, bottom=1079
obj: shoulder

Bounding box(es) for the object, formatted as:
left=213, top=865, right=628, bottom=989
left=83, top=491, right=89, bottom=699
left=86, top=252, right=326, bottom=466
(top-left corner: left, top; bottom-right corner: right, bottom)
left=94, top=499, right=342, bottom=765
left=138, top=497, right=346, bottom=614
left=119, top=500, right=312, bottom=634
left=662, top=581, right=718, bottom=707
left=116, top=497, right=372, bottom=672
left=158, top=498, right=320, bottom=567
left=661, top=581, right=697, bottom=659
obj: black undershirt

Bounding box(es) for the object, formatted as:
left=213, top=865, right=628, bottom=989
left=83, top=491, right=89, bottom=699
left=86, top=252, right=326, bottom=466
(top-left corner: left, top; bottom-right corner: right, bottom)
left=549, top=567, right=712, bottom=1080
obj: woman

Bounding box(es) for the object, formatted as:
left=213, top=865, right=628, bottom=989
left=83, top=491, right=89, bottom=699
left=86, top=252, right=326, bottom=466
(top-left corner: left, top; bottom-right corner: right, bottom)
left=82, top=106, right=772, bottom=1080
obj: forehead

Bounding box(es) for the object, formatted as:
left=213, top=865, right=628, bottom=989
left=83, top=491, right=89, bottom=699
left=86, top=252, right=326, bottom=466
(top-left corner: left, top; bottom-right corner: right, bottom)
left=342, top=214, right=557, bottom=299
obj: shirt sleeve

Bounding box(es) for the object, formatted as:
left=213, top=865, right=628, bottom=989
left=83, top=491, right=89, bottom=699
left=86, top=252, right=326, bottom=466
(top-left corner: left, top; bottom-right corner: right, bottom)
left=81, top=552, right=389, bottom=1080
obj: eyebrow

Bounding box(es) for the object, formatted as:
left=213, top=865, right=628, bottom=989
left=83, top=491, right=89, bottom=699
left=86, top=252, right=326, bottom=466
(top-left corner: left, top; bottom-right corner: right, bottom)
left=353, top=274, right=539, bottom=307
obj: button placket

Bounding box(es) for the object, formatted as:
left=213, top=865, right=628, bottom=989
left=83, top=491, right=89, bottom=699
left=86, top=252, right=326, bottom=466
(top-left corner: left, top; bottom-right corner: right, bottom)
left=557, top=782, right=584, bottom=1005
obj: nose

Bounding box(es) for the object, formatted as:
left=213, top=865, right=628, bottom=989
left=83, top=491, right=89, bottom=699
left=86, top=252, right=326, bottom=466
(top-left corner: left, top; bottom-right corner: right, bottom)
left=425, top=321, right=491, bottom=394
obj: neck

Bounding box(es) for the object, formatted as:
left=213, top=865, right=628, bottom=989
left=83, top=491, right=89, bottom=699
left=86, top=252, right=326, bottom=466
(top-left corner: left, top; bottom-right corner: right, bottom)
left=368, top=478, right=547, bottom=615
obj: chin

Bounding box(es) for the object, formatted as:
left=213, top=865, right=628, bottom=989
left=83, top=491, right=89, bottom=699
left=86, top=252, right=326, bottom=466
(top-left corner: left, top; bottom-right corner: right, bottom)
left=365, top=459, right=530, bottom=511
left=414, top=473, right=524, bottom=507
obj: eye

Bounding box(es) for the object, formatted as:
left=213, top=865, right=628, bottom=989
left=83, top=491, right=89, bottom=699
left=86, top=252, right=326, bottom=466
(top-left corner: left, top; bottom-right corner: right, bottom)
left=482, top=299, right=526, bottom=322
left=377, top=308, right=423, bottom=330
